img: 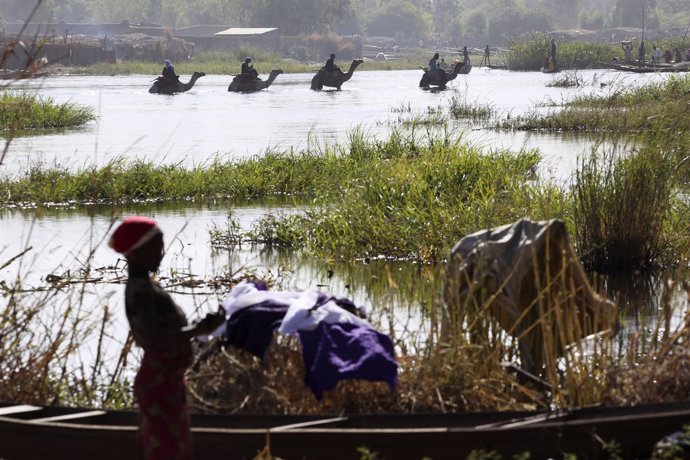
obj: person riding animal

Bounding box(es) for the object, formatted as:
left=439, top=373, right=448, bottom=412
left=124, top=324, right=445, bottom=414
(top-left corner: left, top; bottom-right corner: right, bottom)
left=428, top=52, right=446, bottom=77
left=241, top=57, right=258, bottom=80
left=160, top=59, right=180, bottom=88
left=325, top=53, right=343, bottom=75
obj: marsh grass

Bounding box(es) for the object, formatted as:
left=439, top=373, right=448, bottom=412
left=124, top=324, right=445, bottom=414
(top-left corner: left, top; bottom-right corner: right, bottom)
left=186, top=256, right=690, bottom=418
left=0, top=151, right=342, bottom=206
left=63, top=49, right=430, bottom=76
left=506, top=33, right=621, bottom=71
left=494, top=76, right=690, bottom=139
left=398, top=107, right=447, bottom=128
left=447, top=93, right=496, bottom=122
left=499, top=74, right=690, bottom=134
left=0, top=224, right=135, bottom=408
left=211, top=130, right=566, bottom=263
left=545, top=69, right=585, bottom=88
left=5, top=234, right=690, bottom=419
left=493, top=73, right=690, bottom=273
left=573, top=145, right=680, bottom=272
left=1, top=128, right=567, bottom=264
left=0, top=91, right=95, bottom=131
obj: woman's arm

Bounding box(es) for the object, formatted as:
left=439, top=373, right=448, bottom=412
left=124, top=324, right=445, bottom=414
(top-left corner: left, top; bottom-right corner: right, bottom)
left=130, top=288, right=225, bottom=348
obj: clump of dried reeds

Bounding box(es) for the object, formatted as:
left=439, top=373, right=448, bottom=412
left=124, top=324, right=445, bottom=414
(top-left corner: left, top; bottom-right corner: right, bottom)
left=0, top=278, right=133, bottom=408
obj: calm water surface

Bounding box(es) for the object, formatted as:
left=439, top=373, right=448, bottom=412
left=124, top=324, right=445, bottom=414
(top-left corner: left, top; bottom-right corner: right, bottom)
left=2, top=69, right=668, bottom=179
left=0, top=69, right=680, bottom=349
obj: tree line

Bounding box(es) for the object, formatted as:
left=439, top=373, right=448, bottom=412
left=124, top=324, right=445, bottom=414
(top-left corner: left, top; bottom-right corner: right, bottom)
left=1, top=0, right=689, bottom=44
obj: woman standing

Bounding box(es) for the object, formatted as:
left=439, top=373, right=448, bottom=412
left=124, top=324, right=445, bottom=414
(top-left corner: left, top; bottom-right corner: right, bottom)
left=109, top=216, right=225, bottom=460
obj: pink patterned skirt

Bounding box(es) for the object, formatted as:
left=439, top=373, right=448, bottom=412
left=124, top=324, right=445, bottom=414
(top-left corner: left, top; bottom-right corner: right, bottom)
left=133, top=348, right=193, bottom=460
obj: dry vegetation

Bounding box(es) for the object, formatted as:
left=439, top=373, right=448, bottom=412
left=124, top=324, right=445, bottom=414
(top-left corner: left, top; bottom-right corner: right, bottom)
left=6, top=250, right=690, bottom=418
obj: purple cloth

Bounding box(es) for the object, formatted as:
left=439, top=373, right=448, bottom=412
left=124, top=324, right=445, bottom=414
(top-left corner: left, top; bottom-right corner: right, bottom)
left=298, top=322, right=398, bottom=400
left=222, top=290, right=359, bottom=361
left=224, top=301, right=289, bottom=360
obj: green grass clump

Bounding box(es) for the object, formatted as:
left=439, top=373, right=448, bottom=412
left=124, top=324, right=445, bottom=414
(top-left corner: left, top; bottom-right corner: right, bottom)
left=497, top=74, right=690, bottom=134
left=0, top=151, right=344, bottom=205
left=545, top=69, right=585, bottom=88
left=217, top=131, right=567, bottom=263
left=0, top=91, right=95, bottom=131
left=505, top=32, right=621, bottom=71
left=448, top=94, right=496, bottom=121
left=573, top=145, right=679, bottom=272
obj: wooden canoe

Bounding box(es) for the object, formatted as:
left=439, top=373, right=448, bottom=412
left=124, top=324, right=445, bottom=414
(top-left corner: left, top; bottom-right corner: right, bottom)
left=1, top=401, right=690, bottom=459
left=601, top=62, right=690, bottom=73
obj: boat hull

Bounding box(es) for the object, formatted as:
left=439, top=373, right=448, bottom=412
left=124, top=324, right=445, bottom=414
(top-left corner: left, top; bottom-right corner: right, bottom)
left=1, top=402, right=690, bottom=459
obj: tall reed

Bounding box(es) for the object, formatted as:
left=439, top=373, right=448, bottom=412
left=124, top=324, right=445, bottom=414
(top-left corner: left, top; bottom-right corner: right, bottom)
left=505, top=32, right=621, bottom=71
left=0, top=234, right=134, bottom=408
left=573, top=144, right=678, bottom=272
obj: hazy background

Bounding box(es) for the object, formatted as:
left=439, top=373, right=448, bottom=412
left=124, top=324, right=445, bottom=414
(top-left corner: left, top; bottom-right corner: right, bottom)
left=1, top=0, right=689, bottom=45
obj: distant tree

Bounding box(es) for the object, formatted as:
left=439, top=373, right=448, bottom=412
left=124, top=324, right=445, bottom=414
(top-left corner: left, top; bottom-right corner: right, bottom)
left=580, top=10, right=605, bottom=29
left=0, top=0, right=37, bottom=21
left=487, top=5, right=552, bottom=43
left=87, top=0, right=147, bottom=23
left=432, top=0, right=462, bottom=32
left=366, top=0, right=433, bottom=41
left=246, top=0, right=350, bottom=35
left=541, top=0, right=579, bottom=29
left=58, top=0, right=90, bottom=22
left=145, top=0, right=162, bottom=24
left=611, top=0, right=659, bottom=29
left=487, top=0, right=519, bottom=10
left=462, top=9, right=487, bottom=39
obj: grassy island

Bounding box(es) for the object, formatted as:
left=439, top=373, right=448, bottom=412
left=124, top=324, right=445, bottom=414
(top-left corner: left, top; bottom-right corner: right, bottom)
left=0, top=91, right=95, bottom=131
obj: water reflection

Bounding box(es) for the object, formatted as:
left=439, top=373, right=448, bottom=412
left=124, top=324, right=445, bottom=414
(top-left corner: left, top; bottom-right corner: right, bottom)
left=4, top=201, right=683, bottom=323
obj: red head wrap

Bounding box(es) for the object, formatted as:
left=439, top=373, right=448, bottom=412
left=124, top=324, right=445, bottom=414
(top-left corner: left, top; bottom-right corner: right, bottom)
left=108, top=216, right=161, bottom=256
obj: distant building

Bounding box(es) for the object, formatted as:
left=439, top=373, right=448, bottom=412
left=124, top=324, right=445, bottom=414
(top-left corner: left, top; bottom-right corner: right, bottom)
left=176, top=26, right=280, bottom=50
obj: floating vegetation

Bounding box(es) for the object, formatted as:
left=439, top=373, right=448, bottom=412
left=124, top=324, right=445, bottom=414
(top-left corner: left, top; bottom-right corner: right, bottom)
left=448, top=93, right=495, bottom=121
left=0, top=91, right=95, bottom=131
left=545, top=69, right=584, bottom=88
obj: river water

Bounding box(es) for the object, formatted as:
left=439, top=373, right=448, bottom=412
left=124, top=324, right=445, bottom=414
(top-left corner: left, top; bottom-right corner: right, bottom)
left=4, top=68, right=665, bottom=178
left=0, top=68, right=681, bottom=348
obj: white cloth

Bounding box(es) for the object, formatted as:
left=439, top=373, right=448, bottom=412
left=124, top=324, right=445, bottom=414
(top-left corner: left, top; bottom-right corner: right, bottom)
left=278, top=290, right=372, bottom=335
left=203, top=281, right=301, bottom=341
left=202, top=280, right=370, bottom=341
left=219, top=281, right=301, bottom=318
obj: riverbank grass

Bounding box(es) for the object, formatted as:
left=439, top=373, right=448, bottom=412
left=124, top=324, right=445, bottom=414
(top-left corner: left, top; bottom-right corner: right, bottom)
left=62, top=49, right=431, bottom=76
left=0, top=91, right=95, bottom=131
left=0, top=129, right=566, bottom=263
left=506, top=32, right=621, bottom=71
left=497, top=74, right=690, bottom=133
